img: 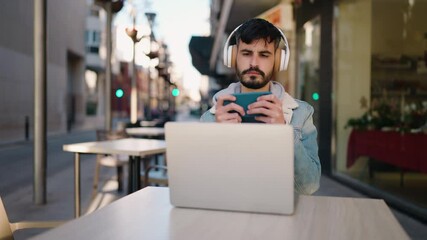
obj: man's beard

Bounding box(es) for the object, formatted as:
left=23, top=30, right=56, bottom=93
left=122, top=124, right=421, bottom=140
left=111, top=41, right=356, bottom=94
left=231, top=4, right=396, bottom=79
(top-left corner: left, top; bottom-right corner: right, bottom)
left=236, top=66, right=273, bottom=89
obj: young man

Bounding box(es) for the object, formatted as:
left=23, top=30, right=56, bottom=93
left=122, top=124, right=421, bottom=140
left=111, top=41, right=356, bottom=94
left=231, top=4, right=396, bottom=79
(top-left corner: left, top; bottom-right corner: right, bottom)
left=200, top=18, right=321, bottom=195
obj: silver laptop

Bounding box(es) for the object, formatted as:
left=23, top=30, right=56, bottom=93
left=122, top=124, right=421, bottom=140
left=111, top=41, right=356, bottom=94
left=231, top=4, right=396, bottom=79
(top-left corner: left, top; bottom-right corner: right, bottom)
left=165, top=122, right=295, bottom=215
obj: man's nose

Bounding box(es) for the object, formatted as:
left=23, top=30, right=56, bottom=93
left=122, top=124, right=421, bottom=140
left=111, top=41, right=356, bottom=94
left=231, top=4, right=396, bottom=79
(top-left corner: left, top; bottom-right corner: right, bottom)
left=249, top=55, right=259, bottom=67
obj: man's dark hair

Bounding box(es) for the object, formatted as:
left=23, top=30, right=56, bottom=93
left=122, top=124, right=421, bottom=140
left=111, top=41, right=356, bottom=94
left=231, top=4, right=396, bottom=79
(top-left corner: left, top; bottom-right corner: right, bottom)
left=234, top=18, right=282, bottom=49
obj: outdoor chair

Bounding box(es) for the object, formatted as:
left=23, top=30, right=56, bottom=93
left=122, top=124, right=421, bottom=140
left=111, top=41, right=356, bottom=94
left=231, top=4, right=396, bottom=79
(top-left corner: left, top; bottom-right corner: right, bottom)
left=141, top=155, right=168, bottom=188
left=0, top=197, right=64, bottom=240
left=93, top=129, right=128, bottom=198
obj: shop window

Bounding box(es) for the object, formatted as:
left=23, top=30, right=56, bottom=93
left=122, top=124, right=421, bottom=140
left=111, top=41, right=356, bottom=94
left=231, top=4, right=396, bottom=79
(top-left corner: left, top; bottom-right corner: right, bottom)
left=335, top=0, right=427, bottom=211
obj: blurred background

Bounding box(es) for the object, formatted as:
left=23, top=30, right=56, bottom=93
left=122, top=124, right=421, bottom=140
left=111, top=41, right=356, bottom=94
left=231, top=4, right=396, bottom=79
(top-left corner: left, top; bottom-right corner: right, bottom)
left=0, top=0, right=426, bottom=235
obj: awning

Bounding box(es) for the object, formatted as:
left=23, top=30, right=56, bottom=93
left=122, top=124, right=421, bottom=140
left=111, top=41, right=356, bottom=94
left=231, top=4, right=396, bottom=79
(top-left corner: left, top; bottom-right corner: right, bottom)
left=189, top=36, right=214, bottom=76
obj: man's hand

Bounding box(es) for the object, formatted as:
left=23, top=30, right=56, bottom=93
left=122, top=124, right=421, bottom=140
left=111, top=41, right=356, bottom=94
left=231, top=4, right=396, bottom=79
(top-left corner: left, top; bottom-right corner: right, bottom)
left=215, top=95, right=245, bottom=123
left=247, top=94, right=285, bottom=124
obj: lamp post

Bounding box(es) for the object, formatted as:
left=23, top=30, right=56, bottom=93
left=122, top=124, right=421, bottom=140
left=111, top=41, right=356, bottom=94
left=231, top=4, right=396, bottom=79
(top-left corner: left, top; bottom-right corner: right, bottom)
left=126, top=10, right=144, bottom=124
left=156, top=42, right=170, bottom=117
left=34, top=0, right=47, bottom=205
left=145, top=12, right=157, bottom=120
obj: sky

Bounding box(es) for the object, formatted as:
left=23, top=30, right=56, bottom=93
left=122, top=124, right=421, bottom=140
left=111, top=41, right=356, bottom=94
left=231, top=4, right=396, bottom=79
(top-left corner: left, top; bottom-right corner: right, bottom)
left=113, top=0, right=211, bottom=101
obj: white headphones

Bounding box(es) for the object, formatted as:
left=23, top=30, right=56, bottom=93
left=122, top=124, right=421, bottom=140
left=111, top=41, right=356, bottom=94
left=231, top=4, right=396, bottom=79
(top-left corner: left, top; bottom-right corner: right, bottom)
left=223, top=23, right=290, bottom=72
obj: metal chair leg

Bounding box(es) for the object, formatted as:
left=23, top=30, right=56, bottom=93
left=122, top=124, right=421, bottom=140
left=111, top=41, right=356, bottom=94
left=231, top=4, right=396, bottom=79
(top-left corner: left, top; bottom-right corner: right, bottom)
left=91, top=157, right=101, bottom=200
left=117, top=166, right=124, bottom=192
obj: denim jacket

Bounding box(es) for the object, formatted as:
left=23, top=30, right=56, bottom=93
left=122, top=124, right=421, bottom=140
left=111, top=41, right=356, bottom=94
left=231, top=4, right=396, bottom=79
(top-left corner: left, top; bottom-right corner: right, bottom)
left=200, top=82, right=321, bottom=195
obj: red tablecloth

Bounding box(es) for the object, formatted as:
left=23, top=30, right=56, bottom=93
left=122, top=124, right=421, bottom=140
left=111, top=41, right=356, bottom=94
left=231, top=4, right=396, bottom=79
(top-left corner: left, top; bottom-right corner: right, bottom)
left=347, top=130, right=427, bottom=173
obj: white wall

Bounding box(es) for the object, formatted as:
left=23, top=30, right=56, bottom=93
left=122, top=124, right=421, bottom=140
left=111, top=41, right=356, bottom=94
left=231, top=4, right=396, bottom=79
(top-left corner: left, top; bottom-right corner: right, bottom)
left=335, top=0, right=372, bottom=172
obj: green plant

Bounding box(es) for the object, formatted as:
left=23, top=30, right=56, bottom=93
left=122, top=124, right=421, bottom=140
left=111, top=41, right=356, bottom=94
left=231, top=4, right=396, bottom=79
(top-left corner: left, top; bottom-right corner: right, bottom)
left=345, top=113, right=372, bottom=130
left=401, top=102, right=427, bottom=131
left=345, top=99, right=427, bottom=132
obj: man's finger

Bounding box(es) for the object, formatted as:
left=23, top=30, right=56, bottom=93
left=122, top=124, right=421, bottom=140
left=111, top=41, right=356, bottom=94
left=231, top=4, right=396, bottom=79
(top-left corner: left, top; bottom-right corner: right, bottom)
left=216, top=95, right=236, bottom=107
left=216, top=112, right=242, bottom=123
left=248, top=99, right=280, bottom=112
left=257, top=94, right=280, bottom=104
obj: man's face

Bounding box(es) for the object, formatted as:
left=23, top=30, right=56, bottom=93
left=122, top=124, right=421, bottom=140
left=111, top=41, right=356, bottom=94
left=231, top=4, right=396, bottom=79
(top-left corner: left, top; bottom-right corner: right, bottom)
left=235, top=39, right=275, bottom=90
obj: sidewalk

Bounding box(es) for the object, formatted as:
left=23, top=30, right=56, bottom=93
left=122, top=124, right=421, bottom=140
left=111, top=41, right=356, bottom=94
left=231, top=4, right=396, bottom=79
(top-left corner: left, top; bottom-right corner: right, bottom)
left=1, top=109, right=426, bottom=239
left=0, top=130, right=103, bottom=239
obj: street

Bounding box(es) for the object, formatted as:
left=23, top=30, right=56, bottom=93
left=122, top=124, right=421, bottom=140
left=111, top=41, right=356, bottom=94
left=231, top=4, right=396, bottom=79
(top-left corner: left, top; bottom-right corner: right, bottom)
left=0, top=130, right=96, bottom=196
left=0, top=129, right=106, bottom=239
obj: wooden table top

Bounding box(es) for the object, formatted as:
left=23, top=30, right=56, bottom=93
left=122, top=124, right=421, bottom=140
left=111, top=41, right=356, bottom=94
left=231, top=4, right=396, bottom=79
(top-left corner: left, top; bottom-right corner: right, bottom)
left=31, top=187, right=408, bottom=240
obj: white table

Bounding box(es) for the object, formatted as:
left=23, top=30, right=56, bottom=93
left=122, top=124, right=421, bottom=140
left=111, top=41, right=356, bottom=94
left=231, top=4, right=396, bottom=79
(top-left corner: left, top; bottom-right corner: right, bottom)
left=31, top=187, right=409, bottom=240
left=63, top=138, right=166, bottom=217
left=125, top=128, right=166, bottom=171
left=139, top=120, right=160, bottom=127
left=125, top=127, right=165, bottom=138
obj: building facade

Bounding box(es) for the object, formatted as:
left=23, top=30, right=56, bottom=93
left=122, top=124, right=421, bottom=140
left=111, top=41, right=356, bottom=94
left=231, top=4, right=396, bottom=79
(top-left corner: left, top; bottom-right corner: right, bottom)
left=0, top=0, right=87, bottom=143
left=85, top=2, right=107, bottom=122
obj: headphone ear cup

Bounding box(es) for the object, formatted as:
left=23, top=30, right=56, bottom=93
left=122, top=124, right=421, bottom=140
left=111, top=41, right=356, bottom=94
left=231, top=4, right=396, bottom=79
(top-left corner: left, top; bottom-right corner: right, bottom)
left=275, top=49, right=288, bottom=72
left=230, top=45, right=237, bottom=69
left=224, top=45, right=231, bottom=67
left=224, top=45, right=236, bottom=68
left=274, top=48, right=282, bottom=73
left=282, top=49, right=289, bottom=71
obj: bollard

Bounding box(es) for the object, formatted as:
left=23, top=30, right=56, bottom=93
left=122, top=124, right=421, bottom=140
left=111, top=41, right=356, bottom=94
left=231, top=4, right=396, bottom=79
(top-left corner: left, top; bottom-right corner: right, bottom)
left=25, top=116, right=30, bottom=140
